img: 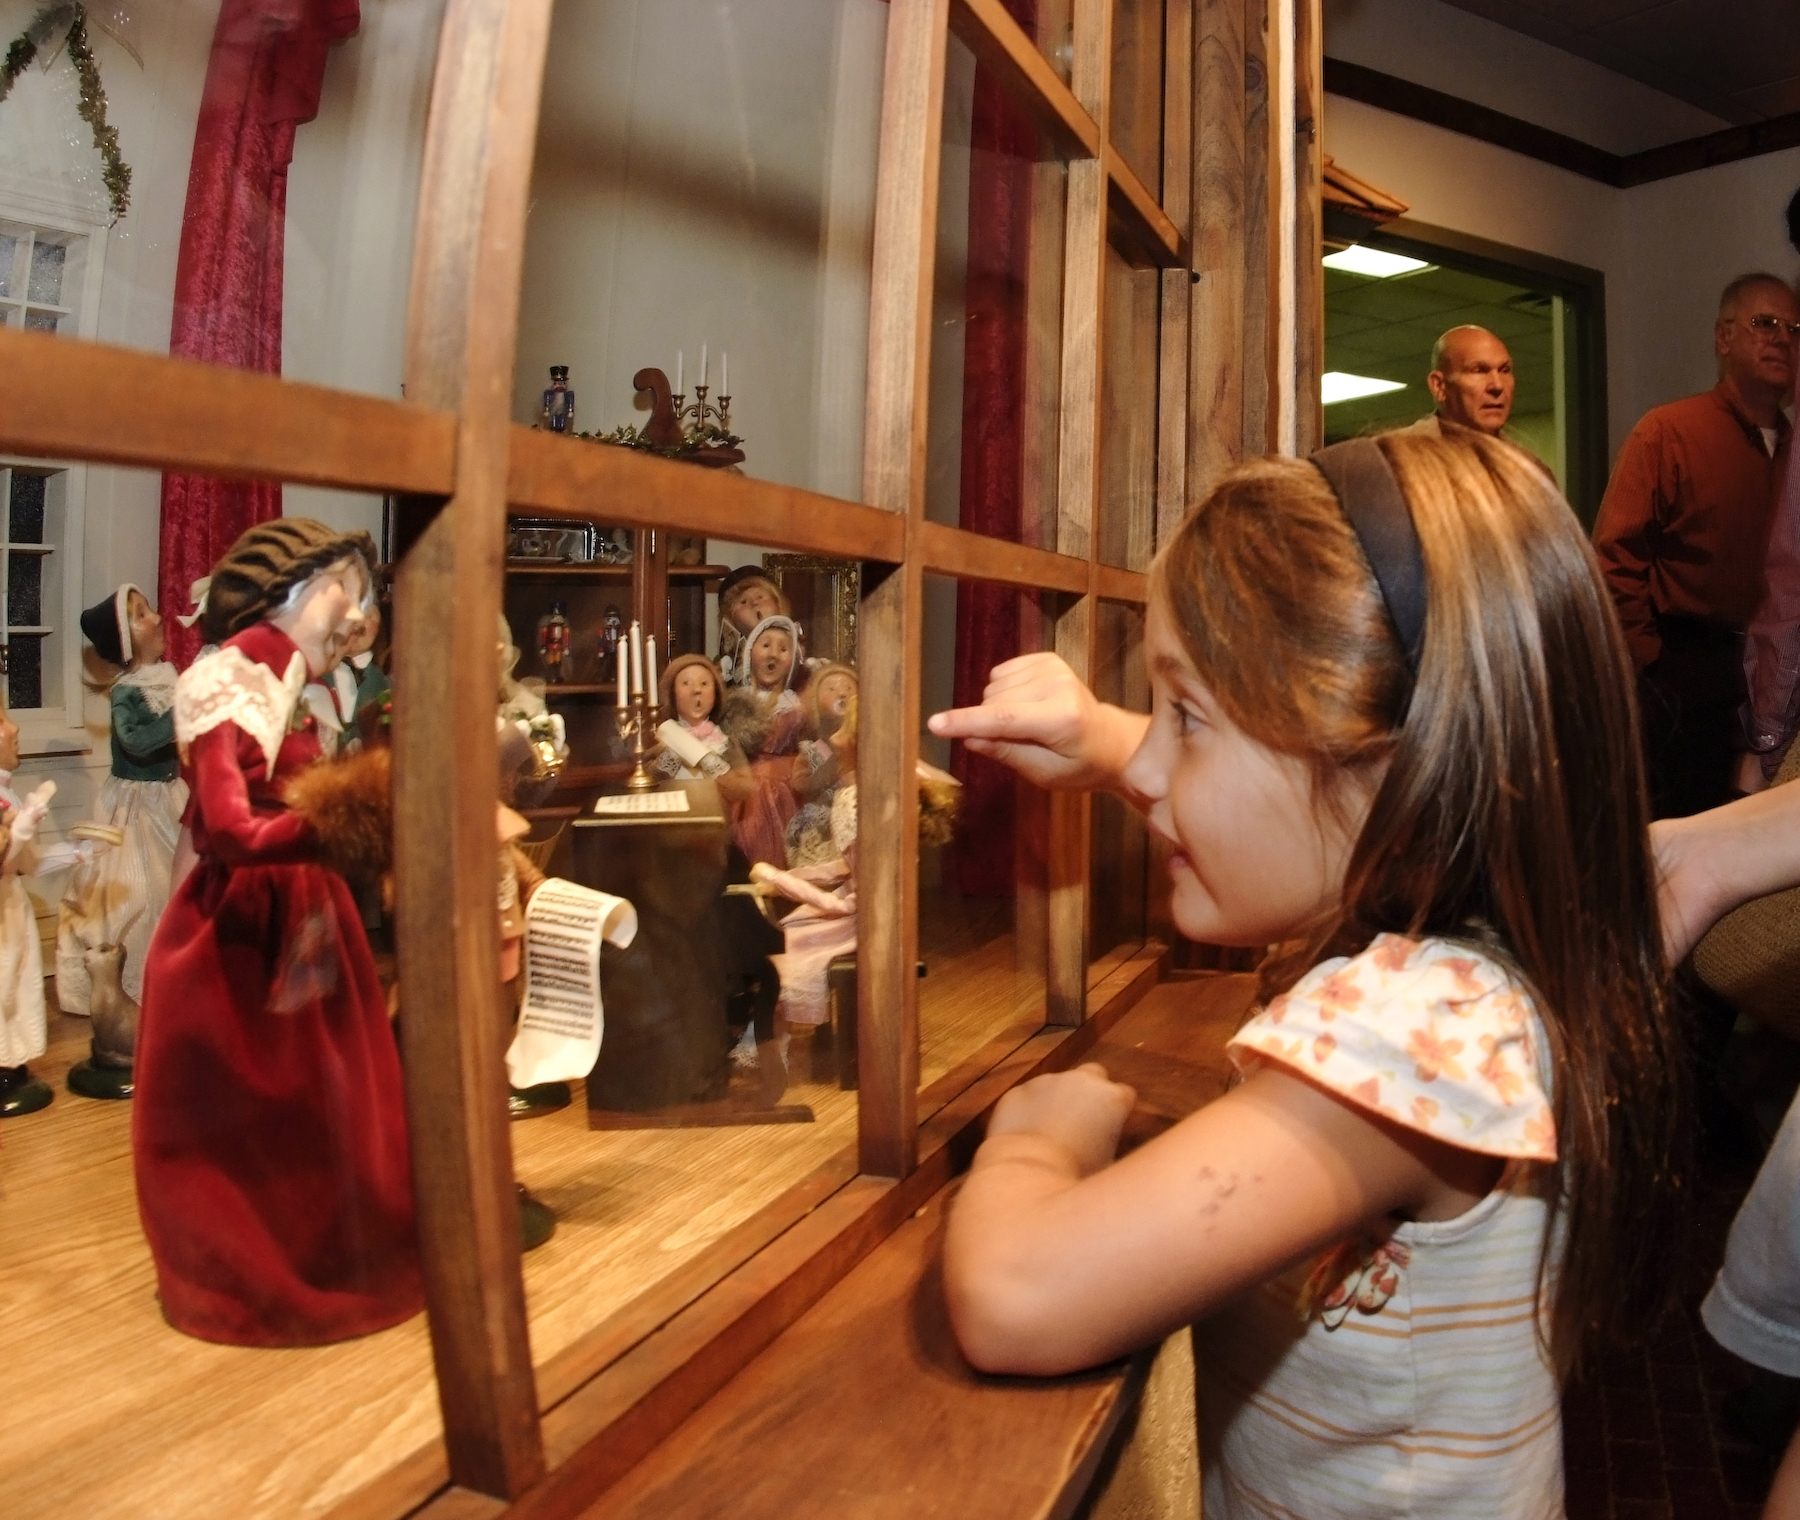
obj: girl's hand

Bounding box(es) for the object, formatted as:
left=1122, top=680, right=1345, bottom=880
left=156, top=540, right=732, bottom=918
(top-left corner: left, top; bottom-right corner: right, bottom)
left=927, top=654, right=1149, bottom=794
left=987, top=1064, right=1138, bottom=1177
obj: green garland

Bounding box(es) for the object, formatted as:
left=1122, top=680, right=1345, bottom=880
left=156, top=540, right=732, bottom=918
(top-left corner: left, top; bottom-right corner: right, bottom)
left=578, top=421, right=745, bottom=460
left=0, top=4, right=132, bottom=224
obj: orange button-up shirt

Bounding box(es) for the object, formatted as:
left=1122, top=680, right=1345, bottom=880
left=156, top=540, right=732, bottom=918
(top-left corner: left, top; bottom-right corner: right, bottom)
left=1593, top=383, right=1788, bottom=670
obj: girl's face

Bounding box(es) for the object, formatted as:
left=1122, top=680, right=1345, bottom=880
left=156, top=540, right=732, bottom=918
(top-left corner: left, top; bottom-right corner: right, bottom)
left=817, top=672, right=856, bottom=717
left=673, top=664, right=717, bottom=723
left=728, top=581, right=780, bottom=634
left=0, top=703, right=18, bottom=772
left=127, top=590, right=165, bottom=666
left=1123, top=600, right=1375, bottom=947
left=274, top=560, right=368, bottom=677
left=751, top=628, right=793, bottom=690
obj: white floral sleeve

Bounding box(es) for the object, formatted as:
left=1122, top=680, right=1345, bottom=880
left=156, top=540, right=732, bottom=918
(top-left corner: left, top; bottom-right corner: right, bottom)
left=1228, top=934, right=1557, bottom=1161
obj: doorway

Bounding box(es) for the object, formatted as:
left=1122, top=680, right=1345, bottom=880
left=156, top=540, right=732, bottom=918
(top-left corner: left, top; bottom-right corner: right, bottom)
left=1322, top=220, right=1608, bottom=524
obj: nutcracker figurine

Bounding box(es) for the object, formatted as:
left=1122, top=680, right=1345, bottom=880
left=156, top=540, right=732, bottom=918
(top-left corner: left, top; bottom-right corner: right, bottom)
left=597, top=605, right=624, bottom=685
left=541, top=366, right=576, bottom=434
left=537, top=602, right=573, bottom=683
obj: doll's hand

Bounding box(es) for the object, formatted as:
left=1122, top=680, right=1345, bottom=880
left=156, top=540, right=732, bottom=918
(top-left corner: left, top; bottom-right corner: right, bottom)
left=10, top=780, right=55, bottom=843
left=927, top=654, right=1147, bottom=793
left=984, top=1063, right=1137, bottom=1178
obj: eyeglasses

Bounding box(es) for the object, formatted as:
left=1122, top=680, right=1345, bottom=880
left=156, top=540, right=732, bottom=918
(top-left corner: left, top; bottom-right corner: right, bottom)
left=1738, top=314, right=1800, bottom=340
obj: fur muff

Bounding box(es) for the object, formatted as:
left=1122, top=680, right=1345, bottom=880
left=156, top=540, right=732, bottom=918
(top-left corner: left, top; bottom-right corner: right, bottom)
left=284, top=746, right=393, bottom=890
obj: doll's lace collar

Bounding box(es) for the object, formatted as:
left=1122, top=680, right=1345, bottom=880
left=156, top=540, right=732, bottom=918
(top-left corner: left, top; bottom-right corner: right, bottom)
left=115, top=661, right=178, bottom=716
left=174, top=644, right=308, bottom=778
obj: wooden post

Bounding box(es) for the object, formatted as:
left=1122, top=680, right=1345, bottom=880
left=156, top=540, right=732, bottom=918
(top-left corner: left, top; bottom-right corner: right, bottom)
left=392, top=0, right=553, bottom=1495
left=857, top=0, right=951, bottom=1179
left=1292, top=0, right=1324, bottom=455
left=1188, top=0, right=1247, bottom=506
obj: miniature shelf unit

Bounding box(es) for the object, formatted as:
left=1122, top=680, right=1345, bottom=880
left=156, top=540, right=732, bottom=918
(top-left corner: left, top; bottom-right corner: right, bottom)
left=0, top=0, right=1322, bottom=1514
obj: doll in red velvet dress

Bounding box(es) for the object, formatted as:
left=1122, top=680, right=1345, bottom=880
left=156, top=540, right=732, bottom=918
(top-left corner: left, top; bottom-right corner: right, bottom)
left=133, top=521, right=422, bottom=1347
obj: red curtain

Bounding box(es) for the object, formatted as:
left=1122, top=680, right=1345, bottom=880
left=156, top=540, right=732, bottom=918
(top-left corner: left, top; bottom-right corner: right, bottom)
left=945, top=5, right=1042, bottom=898
left=158, top=0, right=360, bottom=668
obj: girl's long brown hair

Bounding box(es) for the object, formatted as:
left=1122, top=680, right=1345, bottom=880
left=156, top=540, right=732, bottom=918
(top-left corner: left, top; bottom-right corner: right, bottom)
left=1154, top=429, right=1688, bottom=1379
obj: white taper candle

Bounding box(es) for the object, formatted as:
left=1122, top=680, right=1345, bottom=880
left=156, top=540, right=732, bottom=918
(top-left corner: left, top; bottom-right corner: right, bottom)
left=629, top=620, right=644, bottom=699
left=646, top=635, right=658, bottom=709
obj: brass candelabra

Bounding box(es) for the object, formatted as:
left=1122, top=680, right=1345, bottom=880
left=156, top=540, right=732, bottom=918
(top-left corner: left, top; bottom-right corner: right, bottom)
left=672, top=382, right=732, bottom=438
left=616, top=693, right=663, bottom=791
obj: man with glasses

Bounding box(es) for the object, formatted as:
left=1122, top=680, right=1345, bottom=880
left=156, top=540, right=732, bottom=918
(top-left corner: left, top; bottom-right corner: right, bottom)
left=1594, top=270, right=1798, bottom=819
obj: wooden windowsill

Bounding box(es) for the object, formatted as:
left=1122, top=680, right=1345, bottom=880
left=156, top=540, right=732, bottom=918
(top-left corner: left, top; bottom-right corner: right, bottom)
left=381, top=963, right=1253, bottom=1520
left=518, top=973, right=1253, bottom=1519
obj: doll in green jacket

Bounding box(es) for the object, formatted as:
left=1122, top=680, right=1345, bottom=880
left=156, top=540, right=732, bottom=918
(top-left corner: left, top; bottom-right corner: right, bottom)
left=55, top=586, right=186, bottom=1037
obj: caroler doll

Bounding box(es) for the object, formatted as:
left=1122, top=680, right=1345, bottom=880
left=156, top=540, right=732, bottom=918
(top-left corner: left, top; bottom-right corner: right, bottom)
left=720, top=614, right=806, bottom=868
left=56, top=584, right=186, bottom=1022
left=133, top=520, right=422, bottom=1347
left=786, top=662, right=856, bottom=868
left=715, top=565, right=789, bottom=687
left=651, top=653, right=749, bottom=788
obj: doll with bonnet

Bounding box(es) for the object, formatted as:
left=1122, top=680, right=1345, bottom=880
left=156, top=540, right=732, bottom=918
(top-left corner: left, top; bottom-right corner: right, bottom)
left=714, top=565, right=789, bottom=687
left=134, top=519, right=422, bottom=1346
left=720, top=614, right=806, bottom=867
left=56, top=583, right=186, bottom=1022
left=785, top=662, right=856, bottom=868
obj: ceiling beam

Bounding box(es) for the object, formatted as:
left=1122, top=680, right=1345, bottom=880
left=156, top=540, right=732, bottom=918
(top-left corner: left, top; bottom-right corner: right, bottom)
left=1324, top=57, right=1800, bottom=190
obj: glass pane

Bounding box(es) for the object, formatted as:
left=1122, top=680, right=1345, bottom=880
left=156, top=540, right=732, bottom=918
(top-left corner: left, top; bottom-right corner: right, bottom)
left=8, top=554, right=42, bottom=627
left=0, top=6, right=440, bottom=394
left=1090, top=600, right=1150, bottom=972
left=1109, top=0, right=1165, bottom=198
left=9, top=470, right=46, bottom=542
left=514, top=0, right=887, bottom=500
left=26, top=236, right=66, bottom=305
left=1011, top=0, right=1073, bottom=85
left=919, top=573, right=1049, bottom=1091
left=22, top=308, right=60, bottom=333
left=496, top=532, right=866, bottom=1374
left=1098, top=240, right=1160, bottom=570
left=5, top=476, right=437, bottom=1518
left=926, top=30, right=1067, bottom=547
left=0, top=230, right=19, bottom=297
left=6, top=633, right=42, bottom=709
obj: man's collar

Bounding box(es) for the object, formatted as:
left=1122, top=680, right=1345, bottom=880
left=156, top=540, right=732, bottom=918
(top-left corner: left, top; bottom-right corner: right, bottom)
left=1712, top=379, right=1791, bottom=449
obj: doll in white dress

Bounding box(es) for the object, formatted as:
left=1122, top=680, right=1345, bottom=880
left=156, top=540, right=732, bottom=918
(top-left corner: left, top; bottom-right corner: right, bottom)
left=56, top=585, right=187, bottom=1019
left=0, top=697, right=61, bottom=1117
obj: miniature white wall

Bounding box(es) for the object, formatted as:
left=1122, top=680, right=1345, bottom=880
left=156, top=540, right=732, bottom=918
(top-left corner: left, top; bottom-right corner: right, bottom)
left=512, top=0, right=888, bottom=502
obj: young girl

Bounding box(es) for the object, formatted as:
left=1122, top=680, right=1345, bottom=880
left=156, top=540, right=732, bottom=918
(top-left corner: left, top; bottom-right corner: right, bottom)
left=932, top=430, right=1686, bottom=1517
left=721, top=614, right=806, bottom=867
left=57, top=584, right=186, bottom=1017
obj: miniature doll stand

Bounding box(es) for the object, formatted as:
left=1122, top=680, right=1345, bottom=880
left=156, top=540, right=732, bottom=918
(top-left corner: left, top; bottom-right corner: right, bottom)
left=67, top=1045, right=133, bottom=1100
left=0, top=1064, right=53, bottom=1116
left=573, top=780, right=813, bottom=1128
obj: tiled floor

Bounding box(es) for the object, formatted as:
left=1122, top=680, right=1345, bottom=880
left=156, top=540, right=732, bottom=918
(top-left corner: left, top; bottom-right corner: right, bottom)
left=1562, top=1152, right=1781, bottom=1519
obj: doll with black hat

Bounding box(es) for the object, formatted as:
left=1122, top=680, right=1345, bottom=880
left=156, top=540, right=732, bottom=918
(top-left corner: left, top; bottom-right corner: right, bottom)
left=132, top=519, right=424, bottom=1347
left=54, top=586, right=185, bottom=1061
left=715, top=565, right=794, bottom=687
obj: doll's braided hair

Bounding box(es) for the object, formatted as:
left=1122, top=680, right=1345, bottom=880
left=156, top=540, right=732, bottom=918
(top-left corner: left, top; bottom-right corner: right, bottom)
left=201, top=519, right=379, bottom=644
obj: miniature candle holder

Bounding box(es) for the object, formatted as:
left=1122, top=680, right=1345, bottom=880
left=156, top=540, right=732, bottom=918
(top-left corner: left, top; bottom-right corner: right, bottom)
left=670, top=382, right=732, bottom=440
left=615, top=692, right=663, bottom=790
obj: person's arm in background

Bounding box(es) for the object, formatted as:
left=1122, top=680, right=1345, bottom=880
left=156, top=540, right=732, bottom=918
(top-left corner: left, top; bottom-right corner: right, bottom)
left=1592, top=418, right=1669, bottom=673
left=1744, top=442, right=1800, bottom=787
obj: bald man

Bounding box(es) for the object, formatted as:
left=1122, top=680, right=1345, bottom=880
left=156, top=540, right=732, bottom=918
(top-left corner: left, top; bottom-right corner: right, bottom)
left=1422, top=325, right=1516, bottom=435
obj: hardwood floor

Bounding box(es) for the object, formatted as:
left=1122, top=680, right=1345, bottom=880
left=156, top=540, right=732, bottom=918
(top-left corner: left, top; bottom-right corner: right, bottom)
left=1, top=892, right=1068, bottom=1520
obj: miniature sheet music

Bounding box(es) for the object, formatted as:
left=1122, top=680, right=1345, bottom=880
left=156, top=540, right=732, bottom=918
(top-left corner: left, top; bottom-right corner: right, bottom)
left=505, top=878, right=637, bottom=1088
left=592, top=790, right=690, bottom=816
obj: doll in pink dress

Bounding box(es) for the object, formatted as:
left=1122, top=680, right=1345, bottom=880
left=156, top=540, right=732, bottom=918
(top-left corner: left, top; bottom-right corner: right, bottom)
left=719, top=615, right=806, bottom=868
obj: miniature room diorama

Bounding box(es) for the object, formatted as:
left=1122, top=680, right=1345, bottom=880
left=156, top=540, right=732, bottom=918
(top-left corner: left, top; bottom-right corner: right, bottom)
left=4, top=0, right=1798, bottom=1517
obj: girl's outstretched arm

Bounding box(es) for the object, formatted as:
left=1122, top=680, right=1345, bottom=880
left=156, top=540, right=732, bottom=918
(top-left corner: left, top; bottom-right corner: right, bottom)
left=944, top=1062, right=1501, bottom=1377
left=927, top=653, right=1149, bottom=798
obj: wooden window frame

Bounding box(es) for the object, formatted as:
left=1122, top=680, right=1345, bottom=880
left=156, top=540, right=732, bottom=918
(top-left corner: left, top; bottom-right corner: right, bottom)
left=0, top=0, right=1318, bottom=1512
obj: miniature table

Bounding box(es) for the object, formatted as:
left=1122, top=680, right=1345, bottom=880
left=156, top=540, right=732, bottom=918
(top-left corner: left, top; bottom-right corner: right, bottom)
left=570, top=779, right=808, bottom=1126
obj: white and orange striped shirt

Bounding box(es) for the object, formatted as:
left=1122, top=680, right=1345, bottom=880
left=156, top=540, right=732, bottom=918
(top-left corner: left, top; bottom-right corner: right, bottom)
left=1198, top=936, right=1564, bottom=1519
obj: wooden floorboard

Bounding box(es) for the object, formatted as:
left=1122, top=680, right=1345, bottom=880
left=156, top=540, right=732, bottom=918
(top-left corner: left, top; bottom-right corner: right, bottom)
left=3, top=902, right=1070, bottom=1520
left=562, top=972, right=1255, bottom=1519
